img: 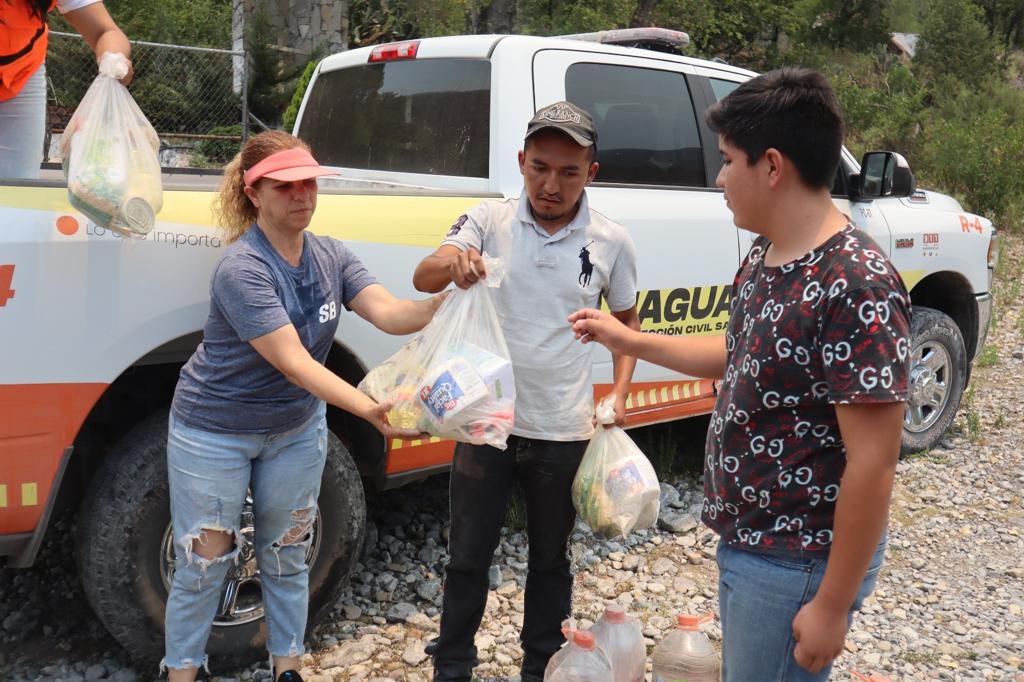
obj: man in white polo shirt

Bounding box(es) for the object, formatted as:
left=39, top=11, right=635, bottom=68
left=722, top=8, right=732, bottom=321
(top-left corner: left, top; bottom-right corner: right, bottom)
left=413, top=101, right=641, bottom=682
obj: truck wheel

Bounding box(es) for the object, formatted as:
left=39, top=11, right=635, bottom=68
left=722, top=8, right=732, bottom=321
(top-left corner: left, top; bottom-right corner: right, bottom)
left=75, top=409, right=365, bottom=671
left=902, top=306, right=967, bottom=455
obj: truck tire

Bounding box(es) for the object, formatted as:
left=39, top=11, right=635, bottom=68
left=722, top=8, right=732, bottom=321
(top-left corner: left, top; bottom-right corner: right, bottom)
left=75, top=409, right=365, bottom=672
left=902, top=306, right=967, bottom=455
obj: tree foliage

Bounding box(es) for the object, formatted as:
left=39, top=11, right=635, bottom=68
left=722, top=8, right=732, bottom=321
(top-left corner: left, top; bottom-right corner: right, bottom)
left=88, top=0, right=232, bottom=48
left=916, top=0, right=1000, bottom=83
left=51, top=0, right=1024, bottom=230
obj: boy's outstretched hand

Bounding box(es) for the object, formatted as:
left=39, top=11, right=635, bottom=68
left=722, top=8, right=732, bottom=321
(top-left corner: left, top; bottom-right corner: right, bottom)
left=568, top=308, right=635, bottom=356
left=792, top=598, right=848, bottom=673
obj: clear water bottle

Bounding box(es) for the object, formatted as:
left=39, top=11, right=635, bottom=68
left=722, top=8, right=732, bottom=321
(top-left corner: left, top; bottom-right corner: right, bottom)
left=544, top=630, right=614, bottom=682
left=589, top=603, right=646, bottom=682
left=651, top=613, right=720, bottom=682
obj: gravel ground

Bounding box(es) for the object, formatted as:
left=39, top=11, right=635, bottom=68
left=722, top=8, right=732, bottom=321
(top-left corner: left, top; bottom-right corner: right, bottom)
left=2, top=236, right=1023, bottom=682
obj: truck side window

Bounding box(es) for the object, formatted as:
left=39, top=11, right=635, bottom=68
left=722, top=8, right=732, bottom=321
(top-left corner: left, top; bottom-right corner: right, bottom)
left=566, top=63, right=705, bottom=187
left=709, top=78, right=740, bottom=102
left=299, top=59, right=491, bottom=178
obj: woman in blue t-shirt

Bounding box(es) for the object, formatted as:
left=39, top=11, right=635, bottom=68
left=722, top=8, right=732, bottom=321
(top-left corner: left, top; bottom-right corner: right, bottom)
left=163, top=131, right=444, bottom=682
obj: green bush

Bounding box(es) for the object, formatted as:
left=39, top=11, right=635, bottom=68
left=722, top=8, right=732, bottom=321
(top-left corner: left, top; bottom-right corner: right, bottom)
left=799, top=44, right=1024, bottom=233
left=194, top=124, right=243, bottom=167
left=916, top=0, right=1001, bottom=84
left=283, top=60, right=319, bottom=133
left=916, top=96, right=1024, bottom=230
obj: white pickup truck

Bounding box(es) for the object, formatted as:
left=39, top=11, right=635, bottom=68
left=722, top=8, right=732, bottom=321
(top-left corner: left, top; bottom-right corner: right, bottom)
left=0, top=28, right=998, bottom=667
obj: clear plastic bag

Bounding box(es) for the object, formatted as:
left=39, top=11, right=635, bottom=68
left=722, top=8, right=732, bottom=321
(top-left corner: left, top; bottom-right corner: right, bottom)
left=572, top=396, right=660, bottom=538
left=62, top=52, right=162, bottom=237
left=358, top=255, right=515, bottom=449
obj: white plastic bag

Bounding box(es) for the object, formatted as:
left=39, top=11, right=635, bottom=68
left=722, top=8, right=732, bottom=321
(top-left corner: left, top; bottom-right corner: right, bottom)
left=62, top=52, right=162, bottom=237
left=572, top=396, right=660, bottom=538
left=358, top=255, right=515, bottom=449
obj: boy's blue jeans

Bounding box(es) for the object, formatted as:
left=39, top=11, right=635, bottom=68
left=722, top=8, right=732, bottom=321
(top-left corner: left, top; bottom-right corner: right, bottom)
left=716, top=537, right=886, bottom=681
left=162, top=405, right=328, bottom=672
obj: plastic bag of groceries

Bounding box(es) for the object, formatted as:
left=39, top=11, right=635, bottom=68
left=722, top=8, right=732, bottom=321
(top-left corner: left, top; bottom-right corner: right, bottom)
left=572, top=396, right=660, bottom=538
left=62, top=52, right=162, bottom=237
left=359, top=255, right=515, bottom=449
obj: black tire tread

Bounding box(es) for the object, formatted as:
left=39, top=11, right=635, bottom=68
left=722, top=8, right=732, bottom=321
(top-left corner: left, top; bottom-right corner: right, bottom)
left=76, top=410, right=171, bottom=663
left=901, top=305, right=968, bottom=455
left=75, top=409, right=367, bottom=670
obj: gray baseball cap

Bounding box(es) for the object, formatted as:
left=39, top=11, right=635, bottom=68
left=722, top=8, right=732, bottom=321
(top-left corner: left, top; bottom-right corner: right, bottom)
left=525, top=101, right=598, bottom=148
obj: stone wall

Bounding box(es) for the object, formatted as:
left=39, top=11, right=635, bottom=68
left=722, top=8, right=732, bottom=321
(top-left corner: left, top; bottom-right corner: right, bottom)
left=233, top=0, right=348, bottom=67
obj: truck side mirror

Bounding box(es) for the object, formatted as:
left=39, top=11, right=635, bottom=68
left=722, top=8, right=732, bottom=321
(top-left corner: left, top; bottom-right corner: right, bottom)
left=857, top=151, right=916, bottom=199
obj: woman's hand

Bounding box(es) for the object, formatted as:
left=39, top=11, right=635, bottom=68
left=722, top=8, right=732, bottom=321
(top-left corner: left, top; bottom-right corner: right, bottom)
left=363, top=400, right=427, bottom=441
left=117, top=58, right=134, bottom=86
left=430, top=290, right=451, bottom=315
left=64, top=3, right=132, bottom=83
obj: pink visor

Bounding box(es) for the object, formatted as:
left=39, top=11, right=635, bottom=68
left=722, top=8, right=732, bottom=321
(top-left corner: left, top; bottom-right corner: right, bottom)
left=243, top=147, right=337, bottom=187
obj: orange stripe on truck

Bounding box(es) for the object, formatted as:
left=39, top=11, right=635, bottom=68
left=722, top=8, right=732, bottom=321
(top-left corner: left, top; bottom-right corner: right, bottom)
left=0, top=383, right=107, bottom=533
left=382, top=379, right=717, bottom=475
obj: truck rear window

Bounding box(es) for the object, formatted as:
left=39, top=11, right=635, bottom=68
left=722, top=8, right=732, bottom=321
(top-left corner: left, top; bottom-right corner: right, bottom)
left=299, top=59, right=491, bottom=178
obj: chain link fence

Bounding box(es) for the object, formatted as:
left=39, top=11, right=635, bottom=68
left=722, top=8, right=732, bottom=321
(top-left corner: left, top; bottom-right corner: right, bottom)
left=46, top=32, right=248, bottom=167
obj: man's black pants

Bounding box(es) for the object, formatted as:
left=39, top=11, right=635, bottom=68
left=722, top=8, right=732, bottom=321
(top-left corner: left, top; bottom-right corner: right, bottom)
left=431, top=435, right=587, bottom=682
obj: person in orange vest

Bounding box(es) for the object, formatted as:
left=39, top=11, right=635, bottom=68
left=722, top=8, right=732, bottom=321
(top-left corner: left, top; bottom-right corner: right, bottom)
left=0, top=0, right=131, bottom=179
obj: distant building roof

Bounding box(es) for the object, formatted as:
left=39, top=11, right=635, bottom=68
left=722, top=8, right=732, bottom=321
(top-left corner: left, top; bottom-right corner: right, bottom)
left=889, top=32, right=919, bottom=59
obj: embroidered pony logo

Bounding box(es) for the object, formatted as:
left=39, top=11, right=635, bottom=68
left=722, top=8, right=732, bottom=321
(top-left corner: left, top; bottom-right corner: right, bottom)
left=578, top=241, right=594, bottom=287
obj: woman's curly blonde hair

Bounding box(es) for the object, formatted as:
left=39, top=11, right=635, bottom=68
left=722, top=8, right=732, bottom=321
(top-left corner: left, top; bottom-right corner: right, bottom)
left=214, top=130, right=311, bottom=243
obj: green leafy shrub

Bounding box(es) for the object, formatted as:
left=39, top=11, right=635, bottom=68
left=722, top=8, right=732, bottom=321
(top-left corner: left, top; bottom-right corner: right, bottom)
left=283, top=60, right=319, bottom=133
left=194, top=124, right=243, bottom=167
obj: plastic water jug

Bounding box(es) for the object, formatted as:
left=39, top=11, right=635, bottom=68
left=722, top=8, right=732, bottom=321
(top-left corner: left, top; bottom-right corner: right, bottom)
left=589, top=603, right=646, bottom=682
left=544, top=630, right=613, bottom=682
left=651, top=613, right=720, bottom=682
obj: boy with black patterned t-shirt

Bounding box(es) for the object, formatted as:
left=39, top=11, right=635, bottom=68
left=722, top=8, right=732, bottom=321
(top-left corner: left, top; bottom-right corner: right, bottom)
left=568, top=68, right=910, bottom=680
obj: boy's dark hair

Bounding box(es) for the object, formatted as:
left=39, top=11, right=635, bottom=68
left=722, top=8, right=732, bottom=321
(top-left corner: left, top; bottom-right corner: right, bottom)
left=705, top=67, right=844, bottom=190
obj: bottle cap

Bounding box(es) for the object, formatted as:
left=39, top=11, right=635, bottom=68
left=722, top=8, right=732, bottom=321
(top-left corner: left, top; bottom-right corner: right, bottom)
left=573, top=631, right=596, bottom=650
left=677, top=612, right=713, bottom=630
left=603, top=603, right=628, bottom=624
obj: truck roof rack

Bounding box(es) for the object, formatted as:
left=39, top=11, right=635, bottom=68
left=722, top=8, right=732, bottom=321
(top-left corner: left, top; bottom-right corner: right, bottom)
left=556, top=27, right=690, bottom=54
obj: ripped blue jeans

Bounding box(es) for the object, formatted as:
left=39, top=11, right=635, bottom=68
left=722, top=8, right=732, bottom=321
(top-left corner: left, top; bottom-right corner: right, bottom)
left=162, top=404, right=327, bottom=672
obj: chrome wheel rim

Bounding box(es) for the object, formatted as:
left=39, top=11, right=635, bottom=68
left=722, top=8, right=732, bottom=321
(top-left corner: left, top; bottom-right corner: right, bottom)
left=160, top=492, right=323, bottom=627
left=904, top=340, right=952, bottom=434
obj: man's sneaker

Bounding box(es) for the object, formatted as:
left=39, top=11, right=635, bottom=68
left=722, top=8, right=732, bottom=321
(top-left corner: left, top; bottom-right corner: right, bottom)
left=277, top=671, right=304, bottom=682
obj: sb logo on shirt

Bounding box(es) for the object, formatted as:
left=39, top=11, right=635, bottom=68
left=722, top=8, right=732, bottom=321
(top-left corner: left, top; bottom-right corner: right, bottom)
left=318, top=301, right=338, bottom=323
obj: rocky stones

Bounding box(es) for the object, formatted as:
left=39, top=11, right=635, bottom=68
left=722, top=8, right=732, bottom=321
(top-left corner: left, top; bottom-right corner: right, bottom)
left=657, top=510, right=699, bottom=534
left=402, top=639, right=428, bottom=666
left=319, top=638, right=376, bottom=668
left=385, top=602, right=419, bottom=623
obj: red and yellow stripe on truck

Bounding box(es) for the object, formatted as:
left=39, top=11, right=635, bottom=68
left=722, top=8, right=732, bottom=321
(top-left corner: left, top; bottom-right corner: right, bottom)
left=382, top=378, right=717, bottom=474
left=0, top=383, right=106, bottom=535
